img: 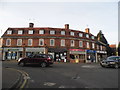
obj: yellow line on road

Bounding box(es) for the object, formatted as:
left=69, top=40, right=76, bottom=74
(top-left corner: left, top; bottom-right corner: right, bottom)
left=5, top=68, right=29, bottom=89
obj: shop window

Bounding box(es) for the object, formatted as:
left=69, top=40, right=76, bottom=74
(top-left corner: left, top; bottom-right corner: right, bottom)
left=70, top=54, right=75, bottom=59
left=28, top=30, right=33, bottom=34
left=50, top=30, right=55, bottom=35
left=61, top=31, right=65, bottom=35
left=70, top=32, right=74, bottom=36
left=17, top=39, right=22, bottom=46
left=18, top=30, right=23, bottom=34
left=50, top=39, right=55, bottom=46
left=39, top=30, right=44, bottom=34
left=61, top=39, right=65, bottom=46
left=79, top=41, right=83, bottom=47
left=39, top=39, right=44, bottom=46
left=6, top=39, right=11, bottom=46
left=7, top=30, right=12, bottom=34
left=28, top=39, right=32, bottom=46
left=71, top=40, right=74, bottom=47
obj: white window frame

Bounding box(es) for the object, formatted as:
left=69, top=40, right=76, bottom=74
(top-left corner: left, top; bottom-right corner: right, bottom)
left=70, top=32, right=74, bottom=36
left=91, top=36, right=94, bottom=39
left=61, top=31, right=65, bottom=35
left=28, top=30, right=33, bottom=34
left=18, top=30, right=23, bottom=34
left=79, top=41, right=83, bottom=47
left=28, top=39, right=32, bottom=46
left=50, top=39, right=55, bottom=46
left=61, top=39, right=65, bottom=46
left=17, top=39, right=22, bottom=46
left=86, top=42, right=89, bottom=48
left=50, top=30, right=55, bottom=35
left=79, top=33, right=83, bottom=37
left=7, top=30, right=12, bottom=34
left=92, top=43, right=95, bottom=49
left=71, top=40, right=75, bottom=47
left=86, top=34, right=89, bottom=38
left=6, top=39, right=11, bottom=46
left=39, top=39, right=44, bottom=46
left=97, top=45, right=99, bottom=50
left=39, top=30, right=44, bottom=34
left=100, top=45, right=103, bottom=50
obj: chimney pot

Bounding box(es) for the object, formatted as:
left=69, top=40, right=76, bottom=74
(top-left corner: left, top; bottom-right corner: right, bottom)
left=85, top=28, right=90, bottom=33
left=29, top=23, right=34, bottom=28
left=65, top=24, right=69, bottom=29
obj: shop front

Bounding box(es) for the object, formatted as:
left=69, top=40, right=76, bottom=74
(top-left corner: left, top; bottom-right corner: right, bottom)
left=48, top=48, right=67, bottom=62
left=86, top=50, right=96, bottom=63
left=25, top=47, right=45, bottom=56
left=96, top=51, right=107, bottom=62
left=69, top=49, right=86, bottom=63
left=3, top=48, right=23, bottom=60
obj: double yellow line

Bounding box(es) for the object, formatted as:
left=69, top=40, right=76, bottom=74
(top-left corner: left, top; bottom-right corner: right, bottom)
left=5, top=68, right=29, bottom=89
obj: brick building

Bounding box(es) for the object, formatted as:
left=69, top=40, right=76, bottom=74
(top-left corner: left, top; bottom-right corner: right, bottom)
left=1, top=23, right=107, bottom=63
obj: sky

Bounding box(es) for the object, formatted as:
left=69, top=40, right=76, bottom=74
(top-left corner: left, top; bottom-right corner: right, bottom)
left=0, top=0, right=119, bottom=45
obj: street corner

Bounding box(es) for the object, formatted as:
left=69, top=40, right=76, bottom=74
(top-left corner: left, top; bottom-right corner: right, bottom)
left=2, top=67, right=22, bottom=89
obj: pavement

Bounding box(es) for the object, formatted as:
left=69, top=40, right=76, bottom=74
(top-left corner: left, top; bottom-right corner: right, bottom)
left=2, top=67, right=22, bottom=89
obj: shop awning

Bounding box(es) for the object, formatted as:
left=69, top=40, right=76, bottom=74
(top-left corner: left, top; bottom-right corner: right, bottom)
left=48, top=48, right=67, bottom=53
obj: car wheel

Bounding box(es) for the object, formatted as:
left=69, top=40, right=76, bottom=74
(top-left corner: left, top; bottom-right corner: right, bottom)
left=19, top=62, right=25, bottom=67
left=114, top=64, right=119, bottom=69
left=41, top=62, right=47, bottom=68
left=100, top=63, right=105, bottom=67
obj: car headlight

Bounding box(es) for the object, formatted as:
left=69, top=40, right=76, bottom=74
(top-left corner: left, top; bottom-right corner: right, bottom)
left=18, top=58, right=23, bottom=62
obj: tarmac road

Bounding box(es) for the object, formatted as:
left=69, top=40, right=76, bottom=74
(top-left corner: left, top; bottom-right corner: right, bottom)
left=2, top=60, right=120, bottom=89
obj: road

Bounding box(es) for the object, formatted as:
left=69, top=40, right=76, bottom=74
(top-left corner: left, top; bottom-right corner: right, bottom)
left=2, top=60, right=119, bottom=89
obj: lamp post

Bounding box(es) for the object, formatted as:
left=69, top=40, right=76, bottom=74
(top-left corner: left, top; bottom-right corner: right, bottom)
left=45, top=44, right=48, bottom=54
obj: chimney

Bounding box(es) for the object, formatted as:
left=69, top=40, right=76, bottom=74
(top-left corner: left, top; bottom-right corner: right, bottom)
left=65, top=24, right=69, bottom=29
left=85, top=28, right=90, bottom=33
left=29, top=23, right=34, bottom=28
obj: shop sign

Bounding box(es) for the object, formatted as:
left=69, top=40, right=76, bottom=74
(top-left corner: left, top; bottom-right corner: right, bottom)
left=8, top=49, right=19, bottom=51
left=26, top=48, right=45, bottom=52
left=86, top=50, right=96, bottom=53
left=69, top=49, right=85, bottom=52
left=97, top=51, right=107, bottom=54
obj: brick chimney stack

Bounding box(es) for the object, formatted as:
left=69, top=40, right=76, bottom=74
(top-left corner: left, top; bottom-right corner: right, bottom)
left=85, top=28, right=90, bottom=33
left=29, top=23, right=34, bottom=28
left=65, top=24, right=69, bottom=29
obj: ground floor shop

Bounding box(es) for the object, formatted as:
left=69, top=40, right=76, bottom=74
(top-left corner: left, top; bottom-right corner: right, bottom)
left=2, top=47, right=45, bottom=60
left=48, top=48, right=67, bottom=62
left=86, top=50, right=96, bottom=63
left=69, top=49, right=86, bottom=63
left=96, top=51, right=107, bottom=62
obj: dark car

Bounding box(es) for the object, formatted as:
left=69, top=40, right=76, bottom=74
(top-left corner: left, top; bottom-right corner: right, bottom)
left=18, top=54, right=54, bottom=67
left=100, top=56, right=120, bottom=69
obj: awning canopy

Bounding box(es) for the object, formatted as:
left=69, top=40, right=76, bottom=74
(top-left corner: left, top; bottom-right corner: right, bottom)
left=48, top=48, right=67, bottom=53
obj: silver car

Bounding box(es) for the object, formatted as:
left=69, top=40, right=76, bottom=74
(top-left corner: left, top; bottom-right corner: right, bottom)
left=100, top=56, right=120, bottom=69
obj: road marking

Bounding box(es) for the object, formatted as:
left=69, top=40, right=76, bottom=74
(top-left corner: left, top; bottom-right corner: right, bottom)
left=43, top=82, right=56, bottom=86
left=4, top=67, right=29, bottom=89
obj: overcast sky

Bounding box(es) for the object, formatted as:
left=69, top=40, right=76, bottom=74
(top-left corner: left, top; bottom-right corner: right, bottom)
left=0, top=0, right=119, bottom=45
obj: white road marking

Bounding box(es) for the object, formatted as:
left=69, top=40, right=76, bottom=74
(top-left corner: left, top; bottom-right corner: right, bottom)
left=43, top=82, right=56, bottom=86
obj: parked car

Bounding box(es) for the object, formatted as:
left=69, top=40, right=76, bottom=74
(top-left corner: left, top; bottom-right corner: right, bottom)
left=18, top=54, right=54, bottom=67
left=100, top=56, right=120, bottom=69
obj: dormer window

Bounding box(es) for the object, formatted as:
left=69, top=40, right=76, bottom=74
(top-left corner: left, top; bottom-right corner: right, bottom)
left=7, top=30, right=12, bottom=34
left=79, top=33, right=83, bottom=37
left=61, top=31, right=65, bottom=35
left=39, top=30, right=44, bottom=34
left=91, top=36, right=95, bottom=39
left=86, top=34, right=89, bottom=38
left=18, top=30, right=23, bottom=34
left=28, top=30, right=33, bottom=34
left=70, top=32, right=74, bottom=36
left=50, top=30, right=55, bottom=35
